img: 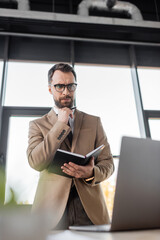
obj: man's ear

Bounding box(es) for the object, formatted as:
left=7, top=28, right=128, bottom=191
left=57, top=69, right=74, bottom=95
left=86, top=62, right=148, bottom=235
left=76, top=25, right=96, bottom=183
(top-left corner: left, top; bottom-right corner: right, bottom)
left=48, top=86, right=53, bottom=95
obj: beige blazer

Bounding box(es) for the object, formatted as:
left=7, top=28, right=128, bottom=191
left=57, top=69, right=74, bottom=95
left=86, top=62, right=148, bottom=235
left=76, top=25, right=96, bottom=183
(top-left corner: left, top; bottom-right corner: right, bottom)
left=27, top=109, right=114, bottom=228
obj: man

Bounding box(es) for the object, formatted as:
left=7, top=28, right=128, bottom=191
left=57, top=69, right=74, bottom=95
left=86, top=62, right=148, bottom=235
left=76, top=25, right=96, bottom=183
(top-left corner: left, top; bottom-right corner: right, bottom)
left=27, top=63, right=114, bottom=229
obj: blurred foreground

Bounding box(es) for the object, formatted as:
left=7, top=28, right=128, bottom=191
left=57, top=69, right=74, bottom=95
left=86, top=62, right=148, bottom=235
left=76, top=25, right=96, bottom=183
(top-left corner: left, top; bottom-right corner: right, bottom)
left=0, top=208, right=49, bottom=240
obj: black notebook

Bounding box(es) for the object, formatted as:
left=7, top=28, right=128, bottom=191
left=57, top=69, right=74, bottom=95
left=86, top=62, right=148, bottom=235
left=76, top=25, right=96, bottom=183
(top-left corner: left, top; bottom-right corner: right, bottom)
left=48, top=145, right=105, bottom=177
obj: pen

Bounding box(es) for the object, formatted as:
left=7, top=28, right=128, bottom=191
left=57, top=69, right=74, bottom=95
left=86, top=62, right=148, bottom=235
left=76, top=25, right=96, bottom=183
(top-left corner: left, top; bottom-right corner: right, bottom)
left=70, top=106, right=76, bottom=110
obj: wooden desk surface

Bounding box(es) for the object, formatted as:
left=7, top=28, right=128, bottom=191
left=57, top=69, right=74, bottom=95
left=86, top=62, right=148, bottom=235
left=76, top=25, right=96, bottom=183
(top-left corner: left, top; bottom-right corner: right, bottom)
left=47, top=229, right=160, bottom=240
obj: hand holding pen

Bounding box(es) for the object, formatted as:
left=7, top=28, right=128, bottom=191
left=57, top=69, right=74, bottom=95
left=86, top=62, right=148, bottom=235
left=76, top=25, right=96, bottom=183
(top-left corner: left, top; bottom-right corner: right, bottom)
left=58, top=106, right=76, bottom=123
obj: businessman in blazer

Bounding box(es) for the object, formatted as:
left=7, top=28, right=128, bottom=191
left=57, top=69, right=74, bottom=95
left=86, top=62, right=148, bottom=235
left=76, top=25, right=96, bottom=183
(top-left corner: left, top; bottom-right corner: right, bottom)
left=27, top=63, right=114, bottom=229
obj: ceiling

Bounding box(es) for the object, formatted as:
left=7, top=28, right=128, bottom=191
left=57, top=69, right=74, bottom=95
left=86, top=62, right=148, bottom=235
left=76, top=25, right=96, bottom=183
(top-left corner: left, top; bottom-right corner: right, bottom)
left=0, top=0, right=160, bottom=47
left=0, top=0, right=160, bottom=22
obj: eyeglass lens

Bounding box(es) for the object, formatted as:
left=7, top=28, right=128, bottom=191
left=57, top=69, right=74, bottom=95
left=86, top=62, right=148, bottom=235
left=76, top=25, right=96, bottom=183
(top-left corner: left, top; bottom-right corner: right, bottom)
left=55, top=83, right=77, bottom=92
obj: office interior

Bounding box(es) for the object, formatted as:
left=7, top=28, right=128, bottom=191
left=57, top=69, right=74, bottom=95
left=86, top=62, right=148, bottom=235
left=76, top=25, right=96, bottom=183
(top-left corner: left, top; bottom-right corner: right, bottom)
left=0, top=0, right=160, bottom=239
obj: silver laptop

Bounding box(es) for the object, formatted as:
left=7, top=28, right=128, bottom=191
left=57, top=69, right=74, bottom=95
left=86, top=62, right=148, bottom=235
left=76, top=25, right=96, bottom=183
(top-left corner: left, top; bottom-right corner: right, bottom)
left=69, top=136, right=160, bottom=232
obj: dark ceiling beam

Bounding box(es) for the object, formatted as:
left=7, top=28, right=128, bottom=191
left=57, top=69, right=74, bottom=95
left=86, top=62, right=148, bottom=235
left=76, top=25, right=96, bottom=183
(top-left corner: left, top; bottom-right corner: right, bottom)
left=0, top=8, right=160, bottom=29
left=0, top=9, right=160, bottom=45
left=0, top=31, right=160, bottom=47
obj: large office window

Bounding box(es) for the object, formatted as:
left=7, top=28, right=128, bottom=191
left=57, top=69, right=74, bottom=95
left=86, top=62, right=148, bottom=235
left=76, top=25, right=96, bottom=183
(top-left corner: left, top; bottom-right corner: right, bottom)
left=5, top=61, right=53, bottom=107
left=75, top=64, right=140, bottom=155
left=138, top=67, right=160, bottom=141
left=138, top=68, right=160, bottom=110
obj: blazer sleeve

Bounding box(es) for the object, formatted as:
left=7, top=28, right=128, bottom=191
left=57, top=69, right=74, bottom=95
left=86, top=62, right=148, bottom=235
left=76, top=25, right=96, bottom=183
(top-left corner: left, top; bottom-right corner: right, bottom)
left=27, top=120, right=70, bottom=171
left=84, top=117, right=114, bottom=187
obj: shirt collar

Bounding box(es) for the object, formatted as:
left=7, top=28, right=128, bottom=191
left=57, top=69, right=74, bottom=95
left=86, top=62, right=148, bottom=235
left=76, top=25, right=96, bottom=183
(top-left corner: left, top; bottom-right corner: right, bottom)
left=53, top=106, right=59, bottom=115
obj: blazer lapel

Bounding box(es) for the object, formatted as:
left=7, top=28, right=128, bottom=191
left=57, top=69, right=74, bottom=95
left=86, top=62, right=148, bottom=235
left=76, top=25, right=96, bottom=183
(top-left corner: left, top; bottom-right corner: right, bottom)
left=71, top=110, right=84, bottom=153
left=47, top=108, right=58, bottom=126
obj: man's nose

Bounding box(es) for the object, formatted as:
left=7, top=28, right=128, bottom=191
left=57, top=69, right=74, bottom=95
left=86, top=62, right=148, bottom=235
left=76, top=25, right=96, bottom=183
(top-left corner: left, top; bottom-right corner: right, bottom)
left=62, top=86, right=70, bottom=95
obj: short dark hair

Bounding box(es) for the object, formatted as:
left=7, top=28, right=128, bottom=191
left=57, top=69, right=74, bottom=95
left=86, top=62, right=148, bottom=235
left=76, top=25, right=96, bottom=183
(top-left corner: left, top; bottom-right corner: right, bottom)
left=48, top=63, right=77, bottom=84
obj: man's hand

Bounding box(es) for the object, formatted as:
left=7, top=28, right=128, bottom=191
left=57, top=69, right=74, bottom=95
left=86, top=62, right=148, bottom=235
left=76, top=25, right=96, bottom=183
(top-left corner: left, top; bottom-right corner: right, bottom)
left=61, top=157, right=94, bottom=179
left=58, top=107, right=74, bottom=124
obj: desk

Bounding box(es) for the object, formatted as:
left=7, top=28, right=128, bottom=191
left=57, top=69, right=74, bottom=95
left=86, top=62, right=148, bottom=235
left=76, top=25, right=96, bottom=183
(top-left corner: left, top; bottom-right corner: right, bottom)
left=47, top=229, right=160, bottom=240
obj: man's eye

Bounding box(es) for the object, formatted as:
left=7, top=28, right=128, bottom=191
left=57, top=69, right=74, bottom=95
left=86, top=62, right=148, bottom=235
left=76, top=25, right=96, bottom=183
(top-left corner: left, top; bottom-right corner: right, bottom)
left=56, top=85, right=64, bottom=89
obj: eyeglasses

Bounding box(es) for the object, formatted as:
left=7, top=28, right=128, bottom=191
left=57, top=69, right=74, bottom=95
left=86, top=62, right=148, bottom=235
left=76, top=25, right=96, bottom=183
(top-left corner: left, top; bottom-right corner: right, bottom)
left=50, top=83, right=77, bottom=93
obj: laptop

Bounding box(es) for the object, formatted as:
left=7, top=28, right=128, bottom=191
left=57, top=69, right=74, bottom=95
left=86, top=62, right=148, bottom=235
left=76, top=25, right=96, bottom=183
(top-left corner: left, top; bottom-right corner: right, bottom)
left=69, top=136, right=160, bottom=232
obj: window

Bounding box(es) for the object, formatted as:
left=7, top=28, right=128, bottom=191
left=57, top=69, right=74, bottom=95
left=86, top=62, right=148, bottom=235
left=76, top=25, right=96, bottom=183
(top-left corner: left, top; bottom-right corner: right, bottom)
left=5, top=116, right=39, bottom=204
left=5, top=61, right=54, bottom=107
left=101, top=158, right=119, bottom=218
left=148, top=119, right=160, bottom=141
left=75, top=64, right=140, bottom=155
left=138, top=68, right=160, bottom=110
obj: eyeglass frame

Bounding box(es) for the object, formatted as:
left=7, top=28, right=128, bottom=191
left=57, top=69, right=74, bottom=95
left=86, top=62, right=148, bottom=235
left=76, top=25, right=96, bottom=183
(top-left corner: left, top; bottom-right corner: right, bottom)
left=49, top=83, right=77, bottom=93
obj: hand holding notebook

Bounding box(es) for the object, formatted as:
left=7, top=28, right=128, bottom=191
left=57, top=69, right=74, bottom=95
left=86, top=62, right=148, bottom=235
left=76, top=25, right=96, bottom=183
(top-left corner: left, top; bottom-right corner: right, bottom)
left=47, top=145, right=105, bottom=177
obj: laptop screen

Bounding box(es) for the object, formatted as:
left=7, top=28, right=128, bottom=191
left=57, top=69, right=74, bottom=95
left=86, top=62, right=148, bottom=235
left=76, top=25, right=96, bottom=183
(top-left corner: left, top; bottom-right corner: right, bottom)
left=111, top=136, right=160, bottom=231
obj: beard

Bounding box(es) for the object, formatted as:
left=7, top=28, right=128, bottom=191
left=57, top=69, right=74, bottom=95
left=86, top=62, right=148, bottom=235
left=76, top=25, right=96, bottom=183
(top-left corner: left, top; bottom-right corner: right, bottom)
left=54, top=96, right=74, bottom=109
